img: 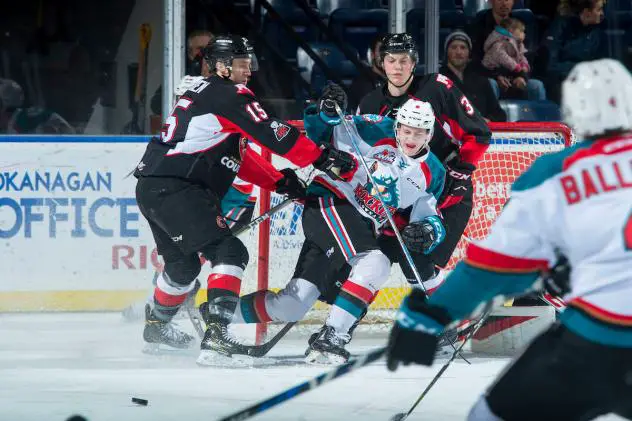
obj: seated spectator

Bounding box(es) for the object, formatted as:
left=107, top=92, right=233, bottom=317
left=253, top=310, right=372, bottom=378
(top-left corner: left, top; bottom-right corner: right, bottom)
left=348, top=33, right=386, bottom=111
left=542, top=0, right=606, bottom=103
left=439, top=31, right=507, bottom=122
left=482, top=17, right=546, bottom=100
left=150, top=30, right=214, bottom=116
left=468, top=0, right=515, bottom=66
left=0, top=78, right=75, bottom=134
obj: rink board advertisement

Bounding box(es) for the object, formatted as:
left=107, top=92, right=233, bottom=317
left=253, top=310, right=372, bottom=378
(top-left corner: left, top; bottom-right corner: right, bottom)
left=0, top=135, right=566, bottom=312
left=0, top=137, right=158, bottom=311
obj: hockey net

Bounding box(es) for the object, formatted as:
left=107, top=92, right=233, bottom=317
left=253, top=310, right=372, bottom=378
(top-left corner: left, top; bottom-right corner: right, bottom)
left=239, top=122, right=573, bottom=340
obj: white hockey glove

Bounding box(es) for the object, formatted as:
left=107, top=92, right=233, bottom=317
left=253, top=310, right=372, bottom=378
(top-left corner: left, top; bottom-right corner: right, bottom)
left=174, top=75, right=205, bottom=96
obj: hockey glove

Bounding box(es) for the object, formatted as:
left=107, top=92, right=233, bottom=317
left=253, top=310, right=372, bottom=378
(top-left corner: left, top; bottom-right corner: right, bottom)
left=542, top=254, right=571, bottom=297
left=318, top=82, right=348, bottom=124
left=313, top=145, right=358, bottom=181
left=401, top=216, right=446, bottom=255
left=439, top=160, right=475, bottom=209
left=387, top=288, right=453, bottom=371
left=275, top=168, right=307, bottom=200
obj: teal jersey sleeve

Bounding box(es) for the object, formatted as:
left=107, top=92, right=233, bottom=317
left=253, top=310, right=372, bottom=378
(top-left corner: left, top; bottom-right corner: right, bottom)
left=425, top=152, right=446, bottom=201
left=303, top=105, right=334, bottom=146
left=352, top=114, right=395, bottom=146
left=221, top=186, right=253, bottom=216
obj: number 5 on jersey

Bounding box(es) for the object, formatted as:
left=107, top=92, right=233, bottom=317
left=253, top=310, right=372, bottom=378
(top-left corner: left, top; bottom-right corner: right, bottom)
left=161, top=97, right=192, bottom=142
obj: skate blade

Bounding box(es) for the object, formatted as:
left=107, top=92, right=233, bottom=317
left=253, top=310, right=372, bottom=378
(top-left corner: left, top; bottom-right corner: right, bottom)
left=142, top=342, right=196, bottom=355
left=304, top=350, right=347, bottom=366
left=196, top=350, right=262, bottom=368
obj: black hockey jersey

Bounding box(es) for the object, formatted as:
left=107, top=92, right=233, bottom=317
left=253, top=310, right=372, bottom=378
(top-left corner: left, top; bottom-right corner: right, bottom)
left=134, top=76, right=322, bottom=198
left=358, top=74, right=491, bottom=166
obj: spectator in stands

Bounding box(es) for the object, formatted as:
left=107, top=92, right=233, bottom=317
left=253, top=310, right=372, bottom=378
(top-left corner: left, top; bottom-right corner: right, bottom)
left=468, top=0, right=515, bottom=66
left=439, top=31, right=507, bottom=122
left=150, top=30, right=214, bottom=116
left=482, top=17, right=546, bottom=100
left=542, top=0, right=606, bottom=103
left=0, top=78, right=75, bottom=134
left=348, top=33, right=386, bottom=111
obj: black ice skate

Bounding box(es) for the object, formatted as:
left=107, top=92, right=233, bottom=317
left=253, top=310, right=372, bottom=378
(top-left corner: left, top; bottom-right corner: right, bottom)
left=305, top=325, right=350, bottom=365
left=143, top=304, right=195, bottom=352
left=307, top=307, right=367, bottom=347
left=196, top=303, right=253, bottom=367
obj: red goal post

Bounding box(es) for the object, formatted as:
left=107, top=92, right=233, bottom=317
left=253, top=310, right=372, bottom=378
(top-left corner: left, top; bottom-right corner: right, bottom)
left=252, top=121, right=573, bottom=342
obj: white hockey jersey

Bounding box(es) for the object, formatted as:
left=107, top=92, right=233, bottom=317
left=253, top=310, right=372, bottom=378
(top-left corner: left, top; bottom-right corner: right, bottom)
left=309, top=116, right=446, bottom=232
left=429, top=134, right=632, bottom=347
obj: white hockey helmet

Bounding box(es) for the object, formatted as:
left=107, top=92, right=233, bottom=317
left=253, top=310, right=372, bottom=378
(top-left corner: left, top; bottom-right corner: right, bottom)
left=395, top=99, right=435, bottom=157
left=562, top=59, right=632, bottom=139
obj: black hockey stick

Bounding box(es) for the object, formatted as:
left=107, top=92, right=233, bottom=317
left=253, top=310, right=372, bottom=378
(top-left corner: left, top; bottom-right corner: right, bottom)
left=390, top=306, right=493, bottom=421
left=246, top=322, right=296, bottom=358
left=218, top=346, right=386, bottom=421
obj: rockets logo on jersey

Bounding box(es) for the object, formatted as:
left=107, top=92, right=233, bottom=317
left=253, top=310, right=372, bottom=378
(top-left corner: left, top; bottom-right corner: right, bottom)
left=271, top=121, right=291, bottom=141
left=373, top=149, right=397, bottom=164
left=353, top=174, right=400, bottom=223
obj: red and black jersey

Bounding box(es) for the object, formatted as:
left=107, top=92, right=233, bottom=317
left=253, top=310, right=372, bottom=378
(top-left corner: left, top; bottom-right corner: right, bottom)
left=358, top=74, right=491, bottom=167
left=134, top=75, right=321, bottom=198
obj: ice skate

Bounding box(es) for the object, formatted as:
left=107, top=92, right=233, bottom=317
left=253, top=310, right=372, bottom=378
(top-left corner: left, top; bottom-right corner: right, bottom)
left=142, top=304, right=195, bottom=353
left=305, top=325, right=350, bottom=365
left=196, top=303, right=253, bottom=367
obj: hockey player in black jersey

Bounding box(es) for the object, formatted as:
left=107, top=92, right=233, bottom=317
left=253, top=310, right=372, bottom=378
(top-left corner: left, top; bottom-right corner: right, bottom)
left=134, top=35, right=357, bottom=360
left=358, top=33, right=491, bottom=271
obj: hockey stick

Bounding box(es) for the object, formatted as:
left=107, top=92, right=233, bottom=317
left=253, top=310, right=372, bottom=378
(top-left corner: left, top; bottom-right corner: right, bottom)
left=390, top=305, right=493, bottom=421
left=218, top=346, right=386, bottom=421
left=334, top=105, right=466, bottom=362
left=246, top=322, right=296, bottom=358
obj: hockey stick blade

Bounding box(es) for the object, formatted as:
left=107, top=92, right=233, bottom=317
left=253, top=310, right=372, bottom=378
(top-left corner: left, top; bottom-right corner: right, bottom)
left=390, top=307, right=492, bottom=421
left=246, top=322, right=296, bottom=358
left=218, top=346, right=386, bottom=421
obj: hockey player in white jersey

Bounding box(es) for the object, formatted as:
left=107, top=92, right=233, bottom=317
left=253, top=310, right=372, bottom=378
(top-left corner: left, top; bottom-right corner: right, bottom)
left=228, top=91, right=447, bottom=364
left=386, top=58, right=632, bottom=421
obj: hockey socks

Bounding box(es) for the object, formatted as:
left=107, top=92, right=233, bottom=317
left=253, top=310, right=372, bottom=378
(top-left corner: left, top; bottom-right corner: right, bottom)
left=237, top=290, right=273, bottom=323
left=152, top=272, right=198, bottom=321
left=206, top=264, right=244, bottom=322
left=326, top=280, right=376, bottom=333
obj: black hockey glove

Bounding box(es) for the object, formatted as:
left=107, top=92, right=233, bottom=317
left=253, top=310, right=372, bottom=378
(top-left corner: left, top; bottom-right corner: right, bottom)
left=318, top=82, right=348, bottom=124
left=387, top=289, right=453, bottom=371
left=439, top=160, right=475, bottom=209
left=401, top=216, right=446, bottom=255
left=542, top=254, right=571, bottom=297
left=313, top=145, right=358, bottom=181
left=275, top=168, right=307, bottom=200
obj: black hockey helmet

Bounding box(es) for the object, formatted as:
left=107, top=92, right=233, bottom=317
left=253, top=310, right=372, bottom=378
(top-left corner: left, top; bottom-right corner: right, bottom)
left=204, top=35, right=259, bottom=72
left=379, top=33, right=418, bottom=64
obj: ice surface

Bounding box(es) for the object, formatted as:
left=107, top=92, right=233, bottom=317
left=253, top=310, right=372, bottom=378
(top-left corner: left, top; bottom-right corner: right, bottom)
left=0, top=313, right=625, bottom=421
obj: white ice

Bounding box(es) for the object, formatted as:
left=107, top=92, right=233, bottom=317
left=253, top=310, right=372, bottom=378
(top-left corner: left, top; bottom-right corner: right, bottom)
left=0, top=313, right=625, bottom=421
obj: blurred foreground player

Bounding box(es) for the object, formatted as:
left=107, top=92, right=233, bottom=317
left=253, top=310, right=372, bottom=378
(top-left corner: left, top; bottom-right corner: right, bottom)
left=386, top=59, right=632, bottom=421
left=134, top=35, right=357, bottom=357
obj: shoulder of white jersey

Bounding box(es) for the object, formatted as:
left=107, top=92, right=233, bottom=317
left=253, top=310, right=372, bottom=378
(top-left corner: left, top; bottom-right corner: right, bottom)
left=420, top=152, right=446, bottom=200
left=354, top=114, right=396, bottom=145
left=512, top=142, right=590, bottom=193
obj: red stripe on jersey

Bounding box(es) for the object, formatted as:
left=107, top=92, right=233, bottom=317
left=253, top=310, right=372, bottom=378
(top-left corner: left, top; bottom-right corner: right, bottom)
left=341, top=280, right=374, bottom=304
left=374, top=138, right=397, bottom=148
left=420, top=161, right=432, bottom=187
left=465, top=243, right=549, bottom=273
left=154, top=288, right=188, bottom=307
left=570, top=298, right=632, bottom=326
left=207, top=274, right=242, bottom=295
left=563, top=135, right=632, bottom=171
left=441, top=114, right=489, bottom=166
left=313, top=176, right=346, bottom=199
left=231, top=182, right=254, bottom=195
